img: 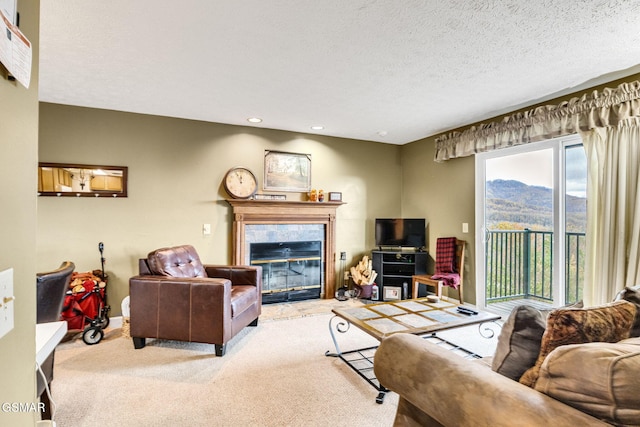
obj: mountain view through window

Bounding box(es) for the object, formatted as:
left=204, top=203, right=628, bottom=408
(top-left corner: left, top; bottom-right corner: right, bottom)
left=481, top=141, right=587, bottom=307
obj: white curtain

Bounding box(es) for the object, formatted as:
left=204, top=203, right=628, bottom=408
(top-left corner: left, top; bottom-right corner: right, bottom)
left=581, top=119, right=640, bottom=305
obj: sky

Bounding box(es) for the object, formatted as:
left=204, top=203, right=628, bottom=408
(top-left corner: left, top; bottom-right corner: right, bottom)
left=485, top=149, right=553, bottom=187
left=485, top=146, right=587, bottom=198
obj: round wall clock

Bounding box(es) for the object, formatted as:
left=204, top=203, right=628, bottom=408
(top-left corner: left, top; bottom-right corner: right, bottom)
left=223, top=166, right=258, bottom=199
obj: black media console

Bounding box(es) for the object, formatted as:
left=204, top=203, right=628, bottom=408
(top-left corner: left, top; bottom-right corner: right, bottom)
left=371, top=250, right=428, bottom=300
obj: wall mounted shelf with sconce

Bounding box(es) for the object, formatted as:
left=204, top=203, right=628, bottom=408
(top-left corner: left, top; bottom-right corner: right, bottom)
left=37, top=163, right=128, bottom=197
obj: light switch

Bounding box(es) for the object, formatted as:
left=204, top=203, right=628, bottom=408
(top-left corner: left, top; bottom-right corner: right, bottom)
left=0, top=268, right=15, bottom=339
left=202, top=223, right=211, bottom=235
left=462, top=223, right=469, bottom=233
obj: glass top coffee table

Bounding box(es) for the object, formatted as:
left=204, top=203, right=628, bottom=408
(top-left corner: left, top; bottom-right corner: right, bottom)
left=325, top=298, right=501, bottom=403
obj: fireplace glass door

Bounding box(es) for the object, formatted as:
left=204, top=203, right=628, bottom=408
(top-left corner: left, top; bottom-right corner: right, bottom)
left=250, top=241, right=322, bottom=304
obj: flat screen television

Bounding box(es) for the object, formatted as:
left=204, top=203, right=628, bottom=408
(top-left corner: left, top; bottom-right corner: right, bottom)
left=375, top=218, right=426, bottom=249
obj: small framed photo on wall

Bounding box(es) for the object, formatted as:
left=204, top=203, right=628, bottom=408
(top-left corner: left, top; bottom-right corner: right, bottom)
left=328, top=192, right=342, bottom=202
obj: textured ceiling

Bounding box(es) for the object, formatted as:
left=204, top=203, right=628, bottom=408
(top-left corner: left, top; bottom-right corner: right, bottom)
left=39, top=1, right=640, bottom=144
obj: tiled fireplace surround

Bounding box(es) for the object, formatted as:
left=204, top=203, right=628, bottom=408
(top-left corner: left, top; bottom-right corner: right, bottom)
left=226, top=200, right=342, bottom=300
left=244, top=224, right=325, bottom=264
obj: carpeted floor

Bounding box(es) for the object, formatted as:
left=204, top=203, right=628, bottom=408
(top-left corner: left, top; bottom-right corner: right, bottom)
left=50, top=298, right=397, bottom=427
left=48, top=298, right=500, bottom=426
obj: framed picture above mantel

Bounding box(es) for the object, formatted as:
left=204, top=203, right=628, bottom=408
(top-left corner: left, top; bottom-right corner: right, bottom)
left=263, top=150, right=311, bottom=192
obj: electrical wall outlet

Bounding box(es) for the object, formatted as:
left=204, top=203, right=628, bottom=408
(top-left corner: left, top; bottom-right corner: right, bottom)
left=0, top=268, right=15, bottom=339
left=462, top=222, right=469, bottom=233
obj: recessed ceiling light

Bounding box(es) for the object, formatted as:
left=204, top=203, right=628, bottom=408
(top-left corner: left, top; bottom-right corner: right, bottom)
left=377, top=130, right=388, bottom=137
left=311, top=125, right=324, bottom=130
left=247, top=117, right=263, bottom=123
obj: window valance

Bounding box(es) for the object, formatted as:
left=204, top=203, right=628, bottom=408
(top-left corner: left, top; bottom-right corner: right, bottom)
left=434, top=80, right=640, bottom=162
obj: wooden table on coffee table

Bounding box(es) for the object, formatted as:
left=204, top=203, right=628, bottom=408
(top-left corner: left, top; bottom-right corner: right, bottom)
left=325, top=298, right=501, bottom=403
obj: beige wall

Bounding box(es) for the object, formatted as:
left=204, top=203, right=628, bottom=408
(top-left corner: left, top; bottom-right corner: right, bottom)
left=0, top=1, right=40, bottom=426
left=400, top=137, right=476, bottom=301
left=38, top=104, right=403, bottom=314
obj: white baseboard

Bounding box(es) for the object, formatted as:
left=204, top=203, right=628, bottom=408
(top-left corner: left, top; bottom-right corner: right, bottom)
left=109, top=316, right=123, bottom=329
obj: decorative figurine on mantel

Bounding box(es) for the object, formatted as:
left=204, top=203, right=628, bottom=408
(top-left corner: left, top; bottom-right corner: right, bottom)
left=308, top=189, right=318, bottom=202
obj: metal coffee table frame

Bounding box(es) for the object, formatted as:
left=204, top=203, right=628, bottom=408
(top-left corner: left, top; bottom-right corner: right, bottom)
left=325, top=298, right=501, bottom=403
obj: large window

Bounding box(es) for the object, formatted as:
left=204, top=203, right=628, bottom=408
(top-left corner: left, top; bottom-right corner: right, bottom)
left=475, top=135, right=586, bottom=311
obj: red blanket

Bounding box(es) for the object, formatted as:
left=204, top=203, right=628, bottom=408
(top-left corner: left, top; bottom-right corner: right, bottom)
left=431, top=237, right=460, bottom=289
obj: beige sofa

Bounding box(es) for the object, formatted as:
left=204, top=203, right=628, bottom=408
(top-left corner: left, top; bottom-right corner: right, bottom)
left=374, top=299, right=640, bottom=426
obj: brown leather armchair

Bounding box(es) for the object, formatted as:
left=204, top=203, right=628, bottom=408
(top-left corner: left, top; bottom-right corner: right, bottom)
left=129, top=245, right=262, bottom=356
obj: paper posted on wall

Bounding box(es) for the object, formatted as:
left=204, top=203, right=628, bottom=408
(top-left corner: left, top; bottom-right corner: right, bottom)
left=0, top=0, right=16, bottom=24
left=0, top=9, right=31, bottom=88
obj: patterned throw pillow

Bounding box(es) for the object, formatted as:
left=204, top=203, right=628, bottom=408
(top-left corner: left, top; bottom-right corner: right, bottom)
left=614, top=286, right=640, bottom=337
left=519, top=300, right=636, bottom=388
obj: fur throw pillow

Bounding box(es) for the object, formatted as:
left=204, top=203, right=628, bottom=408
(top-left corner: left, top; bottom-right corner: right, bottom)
left=519, top=300, right=636, bottom=388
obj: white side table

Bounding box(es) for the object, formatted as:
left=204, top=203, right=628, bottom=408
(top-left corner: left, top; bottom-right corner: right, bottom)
left=36, top=321, right=67, bottom=366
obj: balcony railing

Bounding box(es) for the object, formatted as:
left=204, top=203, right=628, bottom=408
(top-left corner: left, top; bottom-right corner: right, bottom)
left=565, top=232, right=585, bottom=303
left=485, top=229, right=585, bottom=305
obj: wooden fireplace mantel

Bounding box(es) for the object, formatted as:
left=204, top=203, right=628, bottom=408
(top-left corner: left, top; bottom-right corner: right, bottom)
left=226, top=199, right=344, bottom=299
